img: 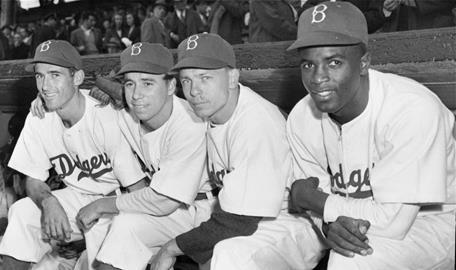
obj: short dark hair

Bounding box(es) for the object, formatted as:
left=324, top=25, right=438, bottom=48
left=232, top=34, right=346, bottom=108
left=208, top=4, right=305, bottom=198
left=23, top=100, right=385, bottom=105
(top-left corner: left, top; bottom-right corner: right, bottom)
left=1, top=25, right=11, bottom=32
left=44, top=13, right=56, bottom=22
left=81, top=12, right=96, bottom=22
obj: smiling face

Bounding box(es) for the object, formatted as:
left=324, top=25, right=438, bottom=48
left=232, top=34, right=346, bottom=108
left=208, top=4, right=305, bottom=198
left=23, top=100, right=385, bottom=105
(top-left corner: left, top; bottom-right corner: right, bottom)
left=34, top=63, right=79, bottom=112
left=123, top=72, right=175, bottom=124
left=298, top=44, right=370, bottom=124
left=180, top=68, right=238, bottom=124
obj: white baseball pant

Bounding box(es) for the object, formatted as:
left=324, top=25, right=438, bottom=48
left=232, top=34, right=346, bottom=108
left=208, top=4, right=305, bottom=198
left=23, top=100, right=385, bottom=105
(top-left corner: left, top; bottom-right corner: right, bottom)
left=210, top=211, right=326, bottom=270
left=0, top=187, right=111, bottom=270
left=95, top=197, right=216, bottom=270
left=327, top=210, right=455, bottom=270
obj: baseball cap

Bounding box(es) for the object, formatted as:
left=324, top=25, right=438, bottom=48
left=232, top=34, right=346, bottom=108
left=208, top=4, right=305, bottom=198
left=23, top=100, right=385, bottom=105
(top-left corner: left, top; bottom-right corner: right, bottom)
left=287, top=1, right=368, bottom=51
left=25, top=40, right=82, bottom=72
left=172, top=33, right=236, bottom=71
left=116, top=42, right=173, bottom=76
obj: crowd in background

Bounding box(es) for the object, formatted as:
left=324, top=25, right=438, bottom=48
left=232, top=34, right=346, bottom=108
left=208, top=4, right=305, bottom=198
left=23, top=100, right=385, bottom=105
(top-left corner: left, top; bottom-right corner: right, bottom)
left=0, top=0, right=455, bottom=61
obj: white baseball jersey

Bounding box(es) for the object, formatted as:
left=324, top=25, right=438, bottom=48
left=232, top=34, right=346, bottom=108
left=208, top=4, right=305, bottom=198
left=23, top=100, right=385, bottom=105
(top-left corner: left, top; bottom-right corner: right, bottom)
left=287, top=69, right=456, bottom=222
left=8, top=91, right=145, bottom=195
left=207, top=84, right=291, bottom=217
left=115, top=96, right=212, bottom=209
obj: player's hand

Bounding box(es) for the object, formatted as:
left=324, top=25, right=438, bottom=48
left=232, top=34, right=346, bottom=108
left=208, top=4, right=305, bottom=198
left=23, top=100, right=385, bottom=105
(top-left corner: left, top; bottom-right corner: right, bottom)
left=30, top=93, right=47, bottom=119
left=89, top=86, right=112, bottom=107
left=149, top=239, right=181, bottom=270
left=170, top=32, right=180, bottom=42
left=323, top=216, right=373, bottom=257
left=41, top=196, right=73, bottom=242
left=383, top=0, right=401, bottom=11
left=92, top=75, right=125, bottom=110
left=56, top=239, right=86, bottom=259
left=76, top=200, right=103, bottom=232
left=289, top=177, right=320, bottom=213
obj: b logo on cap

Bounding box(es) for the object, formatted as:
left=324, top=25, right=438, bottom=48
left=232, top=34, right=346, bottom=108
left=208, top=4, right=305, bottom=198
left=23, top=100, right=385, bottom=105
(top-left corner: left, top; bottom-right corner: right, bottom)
left=131, top=43, right=142, bottom=56
left=312, top=4, right=327, bottom=24
left=40, top=40, right=52, bottom=52
left=186, top=35, right=199, bottom=50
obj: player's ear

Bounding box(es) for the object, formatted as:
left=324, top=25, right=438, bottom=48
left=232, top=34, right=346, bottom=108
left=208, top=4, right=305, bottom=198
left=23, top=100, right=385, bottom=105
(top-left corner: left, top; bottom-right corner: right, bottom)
left=167, top=76, right=177, bottom=96
left=73, top=69, right=85, bottom=86
left=360, top=51, right=370, bottom=76
left=228, top=68, right=239, bottom=89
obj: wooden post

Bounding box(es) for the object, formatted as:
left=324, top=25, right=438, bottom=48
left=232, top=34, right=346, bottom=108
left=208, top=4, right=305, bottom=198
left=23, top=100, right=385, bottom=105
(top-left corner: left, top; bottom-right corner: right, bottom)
left=0, top=0, right=15, bottom=28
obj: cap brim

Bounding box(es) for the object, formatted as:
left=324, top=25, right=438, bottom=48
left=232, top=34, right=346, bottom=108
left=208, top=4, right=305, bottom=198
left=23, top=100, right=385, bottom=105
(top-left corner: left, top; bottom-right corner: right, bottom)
left=287, top=31, right=363, bottom=51
left=25, top=56, right=79, bottom=72
left=172, top=56, right=232, bottom=71
left=116, top=62, right=170, bottom=76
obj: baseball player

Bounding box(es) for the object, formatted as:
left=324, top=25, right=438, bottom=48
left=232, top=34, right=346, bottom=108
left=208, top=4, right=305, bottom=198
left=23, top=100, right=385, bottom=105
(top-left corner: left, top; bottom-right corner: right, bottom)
left=69, top=42, right=216, bottom=270
left=149, top=33, right=326, bottom=270
left=286, top=2, right=456, bottom=269
left=0, top=40, right=147, bottom=270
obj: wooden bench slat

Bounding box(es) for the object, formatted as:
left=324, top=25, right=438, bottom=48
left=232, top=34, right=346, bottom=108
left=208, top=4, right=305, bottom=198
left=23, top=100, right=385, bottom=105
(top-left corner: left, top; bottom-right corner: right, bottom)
left=0, top=27, right=454, bottom=112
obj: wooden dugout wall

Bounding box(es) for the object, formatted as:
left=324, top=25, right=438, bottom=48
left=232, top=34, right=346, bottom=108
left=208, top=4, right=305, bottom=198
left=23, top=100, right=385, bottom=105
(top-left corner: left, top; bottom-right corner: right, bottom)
left=0, top=27, right=454, bottom=113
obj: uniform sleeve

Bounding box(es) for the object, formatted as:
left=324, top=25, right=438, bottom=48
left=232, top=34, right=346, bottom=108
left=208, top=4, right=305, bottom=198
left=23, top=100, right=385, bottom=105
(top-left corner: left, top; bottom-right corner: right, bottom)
left=286, top=106, right=332, bottom=193
left=371, top=98, right=451, bottom=203
left=175, top=205, right=262, bottom=264
left=8, top=114, right=51, bottom=181
left=148, top=120, right=207, bottom=205
left=116, top=186, right=178, bottom=215
left=218, top=113, right=288, bottom=217
left=95, top=110, right=146, bottom=188
left=323, top=195, right=419, bottom=239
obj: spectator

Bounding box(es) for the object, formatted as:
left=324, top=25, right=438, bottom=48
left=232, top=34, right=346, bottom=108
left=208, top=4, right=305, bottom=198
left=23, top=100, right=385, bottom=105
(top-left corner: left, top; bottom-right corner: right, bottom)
left=124, top=11, right=141, bottom=46
left=209, top=0, right=249, bottom=44
left=0, top=111, right=27, bottom=196
left=31, top=13, right=57, bottom=54
left=11, top=33, right=30, bottom=60
left=381, top=0, right=456, bottom=31
left=301, top=0, right=388, bottom=33
left=16, top=26, right=32, bottom=47
left=71, top=12, right=103, bottom=55
left=0, top=111, right=28, bottom=231
left=1, top=26, right=14, bottom=49
left=165, top=0, right=205, bottom=48
left=137, top=7, right=147, bottom=24
left=104, top=12, right=128, bottom=52
left=27, top=22, right=36, bottom=36
left=55, top=18, right=70, bottom=41
left=101, top=18, right=111, bottom=37
left=195, top=0, right=210, bottom=31
left=0, top=31, right=10, bottom=60
left=141, top=0, right=169, bottom=46
left=249, top=0, right=298, bottom=43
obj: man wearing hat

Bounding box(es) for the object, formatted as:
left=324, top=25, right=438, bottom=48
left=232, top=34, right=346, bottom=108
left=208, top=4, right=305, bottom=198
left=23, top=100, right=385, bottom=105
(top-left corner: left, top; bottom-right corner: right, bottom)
left=149, top=33, right=325, bottom=270
left=69, top=42, right=216, bottom=270
left=0, top=40, right=147, bottom=270
left=164, top=0, right=205, bottom=48
left=141, top=0, right=169, bottom=46
left=287, top=1, right=455, bottom=269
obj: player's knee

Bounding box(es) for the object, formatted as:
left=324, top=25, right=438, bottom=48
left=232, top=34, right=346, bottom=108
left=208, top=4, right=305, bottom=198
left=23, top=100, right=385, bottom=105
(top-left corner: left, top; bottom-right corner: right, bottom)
left=8, top=197, right=35, bottom=221
left=327, top=250, right=364, bottom=270
left=108, top=213, right=139, bottom=234
left=213, top=238, right=242, bottom=259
